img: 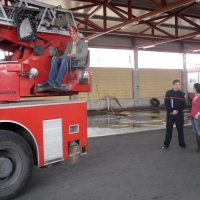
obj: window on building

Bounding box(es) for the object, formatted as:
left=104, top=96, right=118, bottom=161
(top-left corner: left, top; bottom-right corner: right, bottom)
left=89, top=48, right=185, bottom=69
left=89, top=48, right=133, bottom=68
left=138, top=51, right=183, bottom=69
left=186, top=54, right=200, bottom=68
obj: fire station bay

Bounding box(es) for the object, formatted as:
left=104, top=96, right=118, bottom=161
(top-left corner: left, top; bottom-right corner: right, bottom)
left=2, top=1, right=200, bottom=200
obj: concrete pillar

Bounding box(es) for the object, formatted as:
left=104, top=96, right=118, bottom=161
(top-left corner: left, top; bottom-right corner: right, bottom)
left=70, top=95, right=77, bottom=100
left=133, top=49, right=140, bottom=107
left=182, top=53, right=187, bottom=96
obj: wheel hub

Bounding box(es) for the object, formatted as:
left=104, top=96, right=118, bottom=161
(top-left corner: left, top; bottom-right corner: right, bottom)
left=0, top=157, right=13, bottom=178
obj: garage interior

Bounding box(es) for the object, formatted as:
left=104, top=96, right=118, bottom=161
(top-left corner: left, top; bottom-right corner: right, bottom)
left=37, top=0, right=200, bottom=111
left=10, top=1, right=200, bottom=200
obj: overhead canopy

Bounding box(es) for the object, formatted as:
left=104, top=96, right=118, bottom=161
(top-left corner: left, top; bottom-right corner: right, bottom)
left=40, top=0, right=200, bottom=53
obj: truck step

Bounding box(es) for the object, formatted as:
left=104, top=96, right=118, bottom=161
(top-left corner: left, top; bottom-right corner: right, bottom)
left=36, top=85, right=70, bottom=93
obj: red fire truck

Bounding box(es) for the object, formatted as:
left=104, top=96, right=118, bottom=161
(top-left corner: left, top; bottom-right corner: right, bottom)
left=0, top=0, right=91, bottom=199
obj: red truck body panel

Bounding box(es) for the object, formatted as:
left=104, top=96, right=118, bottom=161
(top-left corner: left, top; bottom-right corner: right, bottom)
left=0, top=100, right=88, bottom=167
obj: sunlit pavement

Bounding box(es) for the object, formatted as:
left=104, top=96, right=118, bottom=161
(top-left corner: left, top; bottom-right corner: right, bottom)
left=88, top=108, right=191, bottom=137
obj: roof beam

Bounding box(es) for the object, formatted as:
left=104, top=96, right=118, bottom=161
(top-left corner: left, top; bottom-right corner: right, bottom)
left=139, top=14, right=174, bottom=34
left=135, top=31, right=200, bottom=49
left=75, top=18, right=103, bottom=30
left=71, top=0, right=98, bottom=2
left=150, top=0, right=162, bottom=8
left=111, top=6, right=176, bottom=37
left=175, top=15, right=178, bottom=37
left=176, top=1, right=197, bottom=14
left=105, top=3, right=127, bottom=21
left=84, top=0, right=195, bottom=41
left=144, top=21, right=175, bottom=37
left=77, top=4, right=103, bottom=27
left=162, top=0, right=166, bottom=7
left=69, top=2, right=99, bottom=11
left=128, top=0, right=132, bottom=20
left=178, top=14, right=200, bottom=30
left=103, top=4, right=107, bottom=30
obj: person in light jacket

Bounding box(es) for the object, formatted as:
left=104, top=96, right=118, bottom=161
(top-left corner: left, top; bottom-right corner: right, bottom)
left=42, top=26, right=88, bottom=88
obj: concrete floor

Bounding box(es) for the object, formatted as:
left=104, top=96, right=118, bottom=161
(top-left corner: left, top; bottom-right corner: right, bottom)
left=14, top=106, right=200, bottom=200
left=88, top=107, right=191, bottom=137
left=15, top=125, right=200, bottom=200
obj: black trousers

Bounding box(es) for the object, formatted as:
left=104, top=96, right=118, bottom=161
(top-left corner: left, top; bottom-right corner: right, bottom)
left=164, top=112, right=186, bottom=146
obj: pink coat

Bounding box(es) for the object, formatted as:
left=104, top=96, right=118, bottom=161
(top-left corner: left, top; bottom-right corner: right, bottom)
left=191, top=95, right=200, bottom=117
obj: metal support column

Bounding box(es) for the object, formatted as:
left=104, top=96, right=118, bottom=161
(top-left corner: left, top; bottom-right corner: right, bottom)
left=133, top=49, right=140, bottom=107
left=182, top=53, right=187, bottom=101
left=70, top=95, right=77, bottom=101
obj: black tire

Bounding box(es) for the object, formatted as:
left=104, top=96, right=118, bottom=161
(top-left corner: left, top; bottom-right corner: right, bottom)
left=0, top=130, right=33, bottom=200
left=150, top=98, right=160, bottom=107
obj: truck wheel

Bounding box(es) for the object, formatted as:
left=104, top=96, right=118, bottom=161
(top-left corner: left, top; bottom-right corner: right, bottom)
left=0, top=130, right=33, bottom=200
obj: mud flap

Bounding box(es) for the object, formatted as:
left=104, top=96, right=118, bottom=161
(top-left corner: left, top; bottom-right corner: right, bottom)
left=68, top=142, right=81, bottom=165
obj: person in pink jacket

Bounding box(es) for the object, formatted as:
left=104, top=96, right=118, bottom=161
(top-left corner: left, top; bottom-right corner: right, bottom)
left=190, top=83, right=200, bottom=153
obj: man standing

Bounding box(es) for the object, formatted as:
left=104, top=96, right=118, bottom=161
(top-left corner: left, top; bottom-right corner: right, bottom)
left=42, top=26, right=88, bottom=88
left=162, top=79, right=186, bottom=149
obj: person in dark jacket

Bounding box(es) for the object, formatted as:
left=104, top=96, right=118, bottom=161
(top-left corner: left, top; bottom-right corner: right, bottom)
left=41, top=26, right=88, bottom=88
left=162, top=79, right=186, bottom=149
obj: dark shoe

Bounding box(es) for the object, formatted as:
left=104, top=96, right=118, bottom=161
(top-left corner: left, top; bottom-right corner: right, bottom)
left=40, top=81, right=51, bottom=87
left=52, top=83, right=70, bottom=90
left=52, top=82, right=61, bottom=88
left=193, top=149, right=200, bottom=153
left=180, top=145, right=186, bottom=149
left=62, top=84, right=71, bottom=90
left=162, top=145, right=168, bottom=149
left=193, top=141, right=200, bottom=153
